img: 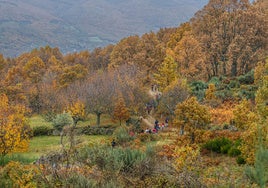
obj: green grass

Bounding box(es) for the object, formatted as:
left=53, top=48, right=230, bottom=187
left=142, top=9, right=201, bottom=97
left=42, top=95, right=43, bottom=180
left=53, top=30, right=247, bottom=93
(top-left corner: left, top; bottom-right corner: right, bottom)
left=29, top=115, right=53, bottom=128
left=1, top=135, right=110, bottom=165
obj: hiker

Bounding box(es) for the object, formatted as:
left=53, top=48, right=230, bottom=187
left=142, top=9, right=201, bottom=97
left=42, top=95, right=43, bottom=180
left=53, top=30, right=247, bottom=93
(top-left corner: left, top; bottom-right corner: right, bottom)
left=111, top=139, right=116, bottom=147
left=165, top=117, right=169, bottom=127
left=161, top=123, right=165, bottom=130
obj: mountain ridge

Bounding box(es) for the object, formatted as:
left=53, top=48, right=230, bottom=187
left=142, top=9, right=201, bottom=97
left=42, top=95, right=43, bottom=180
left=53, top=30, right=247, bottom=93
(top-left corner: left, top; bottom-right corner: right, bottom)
left=0, top=0, right=208, bottom=57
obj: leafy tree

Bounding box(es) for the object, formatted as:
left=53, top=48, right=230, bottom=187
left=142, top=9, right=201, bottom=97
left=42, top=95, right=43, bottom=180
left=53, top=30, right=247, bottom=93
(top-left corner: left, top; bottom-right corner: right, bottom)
left=59, top=64, right=88, bottom=87
left=109, top=35, right=140, bottom=70
left=174, top=97, right=210, bottom=143
left=0, top=94, right=31, bottom=157
left=174, top=29, right=205, bottom=80
left=233, top=99, right=258, bottom=130
left=113, top=95, right=130, bottom=126
left=23, top=56, right=45, bottom=84
left=158, top=78, right=189, bottom=116
left=66, top=101, right=86, bottom=126
left=192, top=0, right=267, bottom=77
left=153, top=54, right=178, bottom=91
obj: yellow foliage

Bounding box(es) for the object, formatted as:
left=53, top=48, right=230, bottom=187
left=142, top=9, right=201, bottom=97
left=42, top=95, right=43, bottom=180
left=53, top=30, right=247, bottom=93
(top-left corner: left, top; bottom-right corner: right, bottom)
left=66, top=101, right=86, bottom=125
left=0, top=94, right=30, bottom=156
left=3, top=161, right=40, bottom=188
left=233, top=99, right=258, bottom=130
left=153, top=55, right=178, bottom=91
left=209, top=103, right=234, bottom=125
left=173, top=144, right=201, bottom=172
left=205, top=84, right=216, bottom=101
left=174, top=97, right=211, bottom=143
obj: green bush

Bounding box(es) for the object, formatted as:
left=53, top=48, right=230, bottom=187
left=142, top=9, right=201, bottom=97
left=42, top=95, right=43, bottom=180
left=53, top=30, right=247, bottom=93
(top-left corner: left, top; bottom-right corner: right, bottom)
left=208, top=76, right=221, bottom=87
left=228, top=80, right=240, bottom=88
left=78, top=144, right=156, bottom=176
left=32, top=125, right=54, bottom=136
left=238, top=70, right=254, bottom=85
left=228, top=147, right=241, bottom=157
left=80, top=126, right=115, bottom=135
left=236, top=156, right=246, bottom=164
left=220, top=144, right=232, bottom=154
left=203, top=137, right=232, bottom=153
left=113, top=126, right=134, bottom=144
left=52, top=112, right=73, bottom=131
left=190, top=81, right=208, bottom=101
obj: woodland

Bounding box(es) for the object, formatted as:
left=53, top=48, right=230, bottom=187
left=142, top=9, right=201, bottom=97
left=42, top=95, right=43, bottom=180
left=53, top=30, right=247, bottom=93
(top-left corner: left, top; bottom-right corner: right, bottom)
left=0, top=0, right=268, bottom=187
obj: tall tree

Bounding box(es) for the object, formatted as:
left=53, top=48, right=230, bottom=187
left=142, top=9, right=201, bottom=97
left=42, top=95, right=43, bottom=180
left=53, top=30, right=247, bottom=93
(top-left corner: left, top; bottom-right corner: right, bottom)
left=192, top=0, right=268, bottom=77
left=174, top=97, right=211, bottom=143
left=153, top=54, right=178, bottom=91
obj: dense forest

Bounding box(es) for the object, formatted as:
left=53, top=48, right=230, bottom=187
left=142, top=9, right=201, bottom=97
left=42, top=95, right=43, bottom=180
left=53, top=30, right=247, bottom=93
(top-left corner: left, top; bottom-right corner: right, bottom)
left=0, top=0, right=268, bottom=187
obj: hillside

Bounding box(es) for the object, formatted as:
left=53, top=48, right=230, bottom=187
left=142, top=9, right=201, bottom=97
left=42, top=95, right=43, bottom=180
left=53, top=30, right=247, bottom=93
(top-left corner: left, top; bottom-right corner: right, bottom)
left=0, top=0, right=208, bottom=57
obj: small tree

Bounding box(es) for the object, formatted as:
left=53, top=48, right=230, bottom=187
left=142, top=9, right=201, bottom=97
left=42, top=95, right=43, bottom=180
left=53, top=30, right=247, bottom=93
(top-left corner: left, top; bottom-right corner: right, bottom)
left=66, top=101, right=86, bottom=126
left=113, top=96, right=130, bottom=126
left=0, top=94, right=31, bottom=157
left=52, top=112, right=74, bottom=131
left=174, top=97, right=210, bottom=143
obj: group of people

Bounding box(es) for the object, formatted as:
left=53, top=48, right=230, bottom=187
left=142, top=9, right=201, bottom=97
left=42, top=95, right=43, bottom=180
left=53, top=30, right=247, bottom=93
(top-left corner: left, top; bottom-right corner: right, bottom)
left=144, top=117, right=169, bottom=134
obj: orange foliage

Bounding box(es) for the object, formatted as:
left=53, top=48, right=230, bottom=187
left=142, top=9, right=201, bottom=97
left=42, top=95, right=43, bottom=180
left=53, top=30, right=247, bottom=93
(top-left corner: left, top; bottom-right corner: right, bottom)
left=209, top=101, right=236, bottom=126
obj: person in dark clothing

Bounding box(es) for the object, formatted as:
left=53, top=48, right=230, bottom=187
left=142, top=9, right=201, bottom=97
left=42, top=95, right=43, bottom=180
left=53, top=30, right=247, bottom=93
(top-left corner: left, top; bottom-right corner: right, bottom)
left=111, top=139, right=116, bottom=147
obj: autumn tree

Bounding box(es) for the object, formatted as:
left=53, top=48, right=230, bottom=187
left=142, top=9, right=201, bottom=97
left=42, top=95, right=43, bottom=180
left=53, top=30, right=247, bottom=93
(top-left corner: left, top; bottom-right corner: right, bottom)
left=153, top=54, right=178, bottom=91
left=0, top=94, right=31, bottom=157
left=109, top=35, right=140, bottom=70
left=134, top=32, right=165, bottom=83
left=232, top=99, right=257, bottom=163
left=82, top=72, right=116, bottom=127
left=158, top=78, right=189, bottom=117
left=191, top=0, right=268, bottom=77
left=113, top=95, right=130, bottom=126
left=66, top=101, right=86, bottom=126
left=174, top=29, right=206, bottom=80
left=174, top=97, right=210, bottom=143
left=58, top=64, right=88, bottom=88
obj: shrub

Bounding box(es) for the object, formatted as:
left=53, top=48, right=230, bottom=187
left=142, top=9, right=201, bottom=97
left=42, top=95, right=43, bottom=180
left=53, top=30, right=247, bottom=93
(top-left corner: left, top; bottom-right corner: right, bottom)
left=228, top=80, right=240, bottom=88
left=78, top=144, right=156, bottom=176
left=190, top=81, right=208, bottom=101
left=80, top=126, right=115, bottom=135
left=202, top=137, right=232, bottom=153
left=113, top=126, right=134, bottom=144
left=238, top=70, right=254, bottom=85
left=52, top=112, right=73, bottom=131
left=137, top=133, right=155, bottom=142
left=32, top=125, right=54, bottom=136
left=228, top=148, right=241, bottom=157
left=236, top=156, right=246, bottom=164
left=208, top=76, right=221, bottom=87
left=220, top=144, right=232, bottom=154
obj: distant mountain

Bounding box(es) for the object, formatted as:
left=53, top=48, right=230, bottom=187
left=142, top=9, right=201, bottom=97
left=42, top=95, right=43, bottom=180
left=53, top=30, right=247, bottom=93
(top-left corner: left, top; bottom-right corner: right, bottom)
left=0, top=0, right=208, bottom=57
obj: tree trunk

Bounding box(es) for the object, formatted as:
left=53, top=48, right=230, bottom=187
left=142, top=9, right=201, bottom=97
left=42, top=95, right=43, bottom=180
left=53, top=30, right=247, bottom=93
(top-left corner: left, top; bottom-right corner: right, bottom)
left=190, top=132, right=195, bottom=144
left=96, top=112, right=102, bottom=127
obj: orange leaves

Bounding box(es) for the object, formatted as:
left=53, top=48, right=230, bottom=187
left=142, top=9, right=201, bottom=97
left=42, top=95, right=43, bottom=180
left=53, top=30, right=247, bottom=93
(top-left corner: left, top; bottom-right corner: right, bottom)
left=113, top=96, right=130, bottom=126
left=0, top=94, right=30, bottom=156
left=209, top=102, right=234, bottom=126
